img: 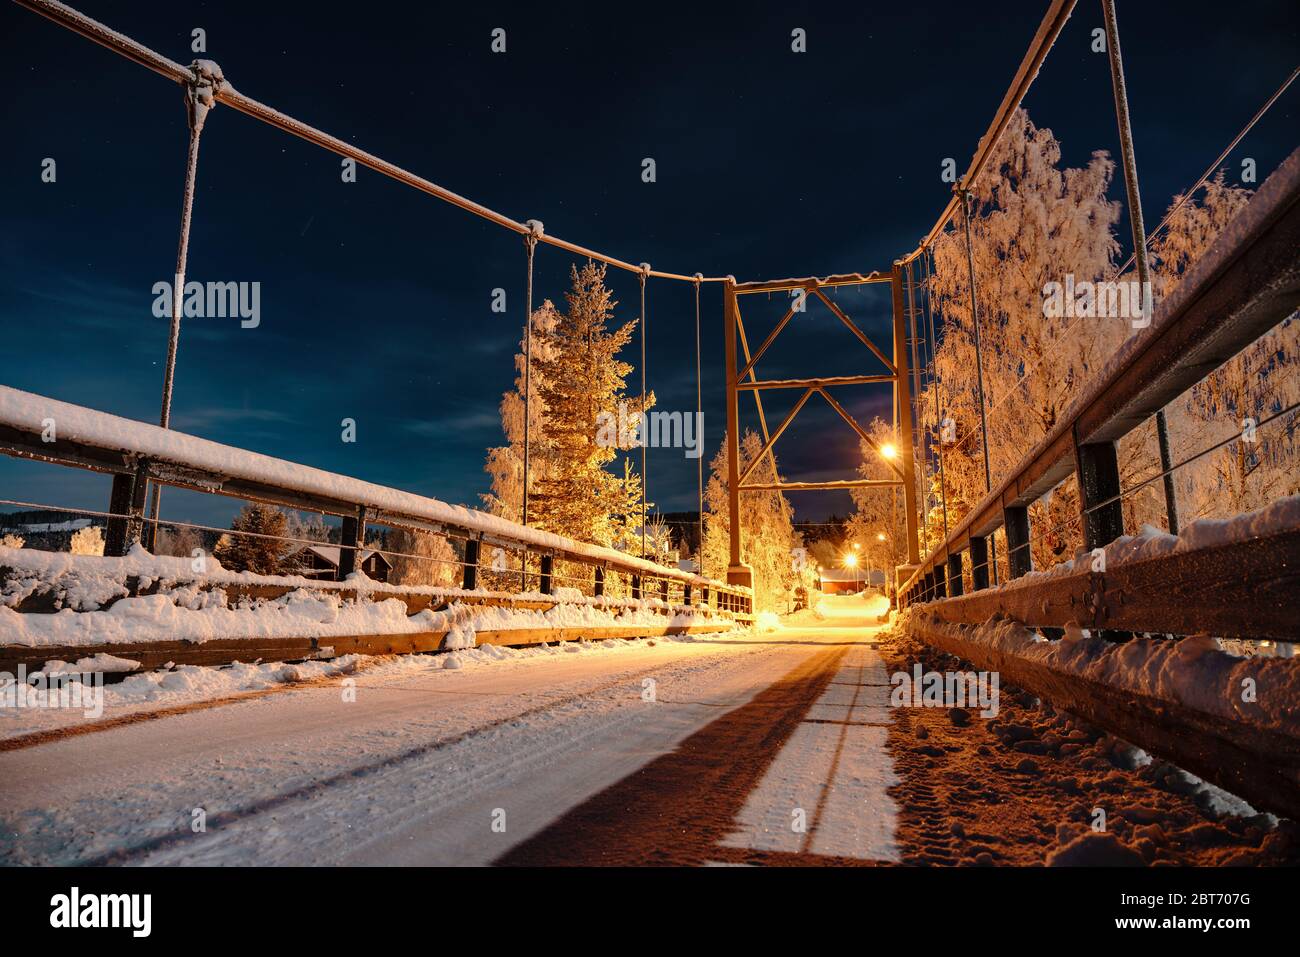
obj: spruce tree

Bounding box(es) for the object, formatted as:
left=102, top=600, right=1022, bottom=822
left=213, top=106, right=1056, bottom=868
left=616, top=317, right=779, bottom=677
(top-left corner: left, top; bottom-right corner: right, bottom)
left=213, top=504, right=294, bottom=575
left=529, top=262, right=653, bottom=549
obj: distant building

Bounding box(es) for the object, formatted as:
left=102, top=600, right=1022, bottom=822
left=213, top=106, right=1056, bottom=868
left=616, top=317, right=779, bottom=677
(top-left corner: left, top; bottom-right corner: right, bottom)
left=290, top=544, right=391, bottom=583
left=818, top=566, right=885, bottom=594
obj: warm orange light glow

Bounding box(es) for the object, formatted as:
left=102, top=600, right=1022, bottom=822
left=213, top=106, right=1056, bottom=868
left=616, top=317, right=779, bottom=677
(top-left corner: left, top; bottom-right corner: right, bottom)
left=876, top=532, right=886, bottom=541
left=852, top=542, right=860, bottom=550
left=843, top=553, right=858, bottom=568
left=880, top=443, right=898, bottom=460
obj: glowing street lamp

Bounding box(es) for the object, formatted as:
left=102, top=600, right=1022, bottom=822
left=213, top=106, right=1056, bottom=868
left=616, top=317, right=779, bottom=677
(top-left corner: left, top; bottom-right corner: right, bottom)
left=879, top=443, right=898, bottom=460
left=843, top=551, right=860, bottom=592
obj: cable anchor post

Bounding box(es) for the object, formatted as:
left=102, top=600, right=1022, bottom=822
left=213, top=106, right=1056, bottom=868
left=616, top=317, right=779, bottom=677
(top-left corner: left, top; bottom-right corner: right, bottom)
left=148, top=58, right=223, bottom=550
left=184, top=59, right=223, bottom=134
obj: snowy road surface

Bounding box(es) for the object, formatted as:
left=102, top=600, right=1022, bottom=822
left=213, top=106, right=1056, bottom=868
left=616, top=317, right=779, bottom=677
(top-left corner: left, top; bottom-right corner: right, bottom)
left=0, top=595, right=897, bottom=866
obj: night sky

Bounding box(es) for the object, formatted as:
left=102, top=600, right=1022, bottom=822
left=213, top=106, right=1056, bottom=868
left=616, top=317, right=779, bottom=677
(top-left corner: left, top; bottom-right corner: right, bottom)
left=1, top=0, right=1295, bottom=532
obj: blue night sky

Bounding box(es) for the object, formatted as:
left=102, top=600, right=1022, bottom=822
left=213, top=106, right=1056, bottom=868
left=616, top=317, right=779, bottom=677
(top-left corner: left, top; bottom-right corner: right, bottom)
left=1, top=0, right=1295, bottom=531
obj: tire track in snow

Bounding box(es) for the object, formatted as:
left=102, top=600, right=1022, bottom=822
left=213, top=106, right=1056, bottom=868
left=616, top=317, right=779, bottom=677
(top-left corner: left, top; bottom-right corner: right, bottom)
left=494, top=644, right=850, bottom=865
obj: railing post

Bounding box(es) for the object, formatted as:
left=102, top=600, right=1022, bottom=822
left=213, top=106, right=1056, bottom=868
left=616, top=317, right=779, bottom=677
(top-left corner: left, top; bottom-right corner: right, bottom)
left=594, top=565, right=605, bottom=597
left=539, top=554, right=553, bottom=595
left=970, top=535, right=990, bottom=590
left=1075, top=437, right=1125, bottom=550
left=105, top=465, right=148, bottom=558
left=631, top=574, right=641, bottom=600
left=946, top=553, right=964, bottom=596
left=1075, top=432, right=1130, bottom=641
left=1004, top=505, right=1032, bottom=578
left=337, top=505, right=367, bottom=580
left=462, top=537, right=480, bottom=591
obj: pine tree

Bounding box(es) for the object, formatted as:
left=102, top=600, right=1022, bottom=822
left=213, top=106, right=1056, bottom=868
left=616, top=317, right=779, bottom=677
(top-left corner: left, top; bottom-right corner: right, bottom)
left=528, top=262, right=653, bottom=549
left=213, top=504, right=294, bottom=575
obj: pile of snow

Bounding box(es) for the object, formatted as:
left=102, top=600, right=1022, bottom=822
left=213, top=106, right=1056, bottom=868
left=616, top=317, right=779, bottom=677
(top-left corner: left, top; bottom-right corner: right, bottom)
left=901, top=610, right=1300, bottom=737
left=0, top=543, right=728, bottom=617
left=990, top=494, right=1300, bottom=589
left=753, top=610, right=783, bottom=633
left=0, top=569, right=728, bottom=649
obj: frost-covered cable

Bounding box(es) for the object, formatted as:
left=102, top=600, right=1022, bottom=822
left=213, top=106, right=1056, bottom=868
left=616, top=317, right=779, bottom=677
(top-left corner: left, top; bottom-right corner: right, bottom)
left=923, top=250, right=949, bottom=540
left=638, top=264, right=650, bottom=558
left=961, top=190, right=997, bottom=585
left=693, top=273, right=704, bottom=566
left=148, top=60, right=220, bottom=544
left=522, top=220, right=543, bottom=528
left=13, top=2, right=729, bottom=288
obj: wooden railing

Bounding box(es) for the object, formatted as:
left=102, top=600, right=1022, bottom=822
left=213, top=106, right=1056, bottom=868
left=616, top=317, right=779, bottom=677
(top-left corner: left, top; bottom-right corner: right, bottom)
left=0, top=386, right=753, bottom=617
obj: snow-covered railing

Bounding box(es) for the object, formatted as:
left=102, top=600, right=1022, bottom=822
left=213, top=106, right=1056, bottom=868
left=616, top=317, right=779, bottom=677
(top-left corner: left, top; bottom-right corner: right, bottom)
left=0, top=386, right=752, bottom=616
left=898, top=143, right=1300, bottom=637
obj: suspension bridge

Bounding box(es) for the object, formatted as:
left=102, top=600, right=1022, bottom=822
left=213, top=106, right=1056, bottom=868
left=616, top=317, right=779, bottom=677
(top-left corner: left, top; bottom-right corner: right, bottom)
left=1, top=0, right=1298, bottom=866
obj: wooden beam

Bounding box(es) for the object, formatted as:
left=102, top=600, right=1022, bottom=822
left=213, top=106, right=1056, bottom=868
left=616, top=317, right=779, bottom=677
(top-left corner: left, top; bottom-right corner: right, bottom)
left=732, top=272, right=890, bottom=294
left=737, top=374, right=894, bottom=390
left=740, top=479, right=901, bottom=492
left=915, top=525, right=1300, bottom=640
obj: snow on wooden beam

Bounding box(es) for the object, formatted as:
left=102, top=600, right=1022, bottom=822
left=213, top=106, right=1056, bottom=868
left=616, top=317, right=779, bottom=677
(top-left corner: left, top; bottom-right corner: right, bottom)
left=910, top=516, right=1300, bottom=642
left=903, top=611, right=1300, bottom=821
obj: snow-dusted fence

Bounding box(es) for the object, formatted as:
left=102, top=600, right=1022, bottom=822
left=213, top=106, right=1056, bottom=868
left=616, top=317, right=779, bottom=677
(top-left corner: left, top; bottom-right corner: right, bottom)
left=0, top=385, right=753, bottom=618
left=898, top=144, right=1300, bottom=643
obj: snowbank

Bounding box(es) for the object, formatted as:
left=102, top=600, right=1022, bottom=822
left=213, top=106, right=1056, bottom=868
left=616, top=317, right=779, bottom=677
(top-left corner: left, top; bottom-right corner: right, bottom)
left=0, top=562, right=729, bottom=649
left=993, top=494, right=1300, bottom=588
left=900, top=609, right=1300, bottom=737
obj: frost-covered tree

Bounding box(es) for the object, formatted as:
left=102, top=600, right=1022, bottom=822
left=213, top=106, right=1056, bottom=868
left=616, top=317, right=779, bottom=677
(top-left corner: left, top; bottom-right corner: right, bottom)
left=1150, top=174, right=1299, bottom=519
left=386, top=527, right=458, bottom=588
left=154, top=525, right=202, bottom=559
left=925, top=109, right=1122, bottom=502
left=846, top=417, right=908, bottom=593
left=701, top=430, right=800, bottom=611
left=213, top=504, right=295, bottom=575
left=643, top=514, right=675, bottom=562
left=70, top=525, right=104, bottom=556
left=0, top=533, right=24, bottom=549
left=528, top=262, right=653, bottom=550
left=285, top=511, right=332, bottom=545
left=483, top=299, right=562, bottom=523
